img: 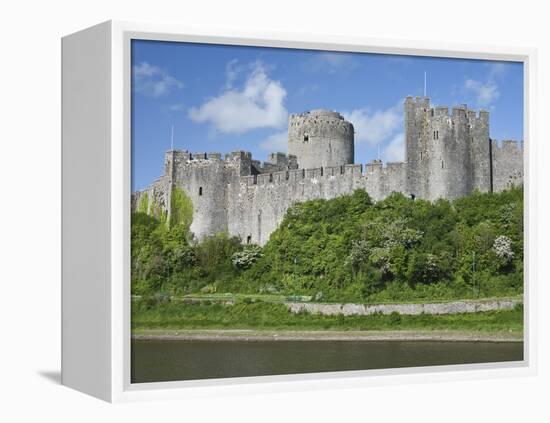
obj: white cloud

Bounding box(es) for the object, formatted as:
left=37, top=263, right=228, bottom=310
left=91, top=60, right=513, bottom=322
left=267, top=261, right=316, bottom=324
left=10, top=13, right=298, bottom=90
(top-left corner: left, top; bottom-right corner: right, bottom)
left=133, top=62, right=183, bottom=97
left=488, top=62, right=508, bottom=79
left=343, top=103, right=402, bottom=147
left=464, top=79, right=500, bottom=107
left=168, top=103, right=186, bottom=112
left=463, top=62, right=508, bottom=107
left=189, top=61, right=288, bottom=134
left=382, top=132, right=405, bottom=162
left=318, top=53, right=349, bottom=67
left=308, top=52, right=358, bottom=74
left=224, top=59, right=241, bottom=89
left=259, top=131, right=288, bottom=152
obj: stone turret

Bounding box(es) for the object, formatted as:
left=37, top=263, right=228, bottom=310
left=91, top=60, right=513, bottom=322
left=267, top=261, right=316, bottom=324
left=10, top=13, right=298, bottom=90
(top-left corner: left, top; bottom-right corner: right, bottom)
left=288, top=109, right=354, bottom=169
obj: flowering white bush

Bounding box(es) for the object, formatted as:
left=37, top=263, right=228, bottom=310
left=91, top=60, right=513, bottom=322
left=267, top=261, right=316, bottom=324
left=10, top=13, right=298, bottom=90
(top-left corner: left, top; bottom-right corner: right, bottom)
left=493, top=235, right=514, bottom=262
left=231, top=245, right=263, bottom=269
left=424, top=253, right=439, bottom=277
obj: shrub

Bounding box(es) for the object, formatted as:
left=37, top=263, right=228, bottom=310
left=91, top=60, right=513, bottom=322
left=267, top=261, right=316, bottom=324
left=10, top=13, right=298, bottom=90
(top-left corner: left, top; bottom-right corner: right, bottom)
left=232, top=245, right=263, bottom=269
left=389, top=311, right=402, bottom=324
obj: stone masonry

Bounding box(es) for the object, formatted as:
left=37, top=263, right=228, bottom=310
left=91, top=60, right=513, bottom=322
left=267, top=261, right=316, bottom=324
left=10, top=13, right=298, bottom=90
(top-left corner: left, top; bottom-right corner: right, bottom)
left=132, top=97, right=524, bottom=245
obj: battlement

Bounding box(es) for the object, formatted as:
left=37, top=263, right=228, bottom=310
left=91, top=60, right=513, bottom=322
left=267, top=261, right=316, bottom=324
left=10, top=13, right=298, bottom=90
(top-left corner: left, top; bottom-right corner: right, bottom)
left=324, top=165, right=343, bottom=177
left=165, top=149, right=227, bottom=161
left=344, top=163, right=363, bottom=176
left=405, top=96, right=430, bottom=107
left=452, top=104, right=467, bottom=113
left=192, top=152, right=207, bottom=160
left=235, top=159, right=410, bottom=187
left=268, top=151, right=288, bottom=164
left=364, top=159, right=406, bottom=175
left=267, top=152, right=298, bottom=167
left=365, top=159, right=383, bottom=173
left=224, top=151, right=252, bottom=161
left=433, top=106, right=449, bottom=117
left=288, top=110, right=354, bottom=134
left=405, top=97, right=489, bottom=124
left=492, top=139, right=524, bottom=151
left=427, top=105, right=488, bottom=122
left=251, top=152, right=299, bottom=174
left=291, top=109, right=344, bottom=120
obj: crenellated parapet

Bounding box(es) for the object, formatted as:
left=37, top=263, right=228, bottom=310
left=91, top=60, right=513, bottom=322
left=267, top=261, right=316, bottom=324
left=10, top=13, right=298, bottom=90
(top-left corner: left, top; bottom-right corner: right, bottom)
left=492, top=139, right=524, bottom=151
left=251, top=152, right=299, bottom=174
left=232, top=160, right=407, bottom=200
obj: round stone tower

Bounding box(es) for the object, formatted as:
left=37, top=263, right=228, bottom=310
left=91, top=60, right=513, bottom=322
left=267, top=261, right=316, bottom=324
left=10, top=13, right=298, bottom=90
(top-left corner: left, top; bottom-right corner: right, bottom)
left=288, top=109, right=354, bottom=169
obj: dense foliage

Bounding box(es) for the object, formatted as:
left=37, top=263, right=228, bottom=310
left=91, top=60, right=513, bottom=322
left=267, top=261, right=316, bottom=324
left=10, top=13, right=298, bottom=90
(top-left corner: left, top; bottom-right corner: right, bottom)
left=131, top=187, right=523, bottom=303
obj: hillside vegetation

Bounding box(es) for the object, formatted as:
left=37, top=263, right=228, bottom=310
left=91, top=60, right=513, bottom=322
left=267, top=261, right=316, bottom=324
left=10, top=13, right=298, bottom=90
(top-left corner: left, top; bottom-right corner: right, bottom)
left=131, top=187, right=523, bottom=304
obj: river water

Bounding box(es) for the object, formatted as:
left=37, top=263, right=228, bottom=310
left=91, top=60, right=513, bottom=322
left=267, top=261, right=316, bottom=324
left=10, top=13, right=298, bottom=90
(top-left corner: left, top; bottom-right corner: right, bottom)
left=131, top=339, right=523, bottom=383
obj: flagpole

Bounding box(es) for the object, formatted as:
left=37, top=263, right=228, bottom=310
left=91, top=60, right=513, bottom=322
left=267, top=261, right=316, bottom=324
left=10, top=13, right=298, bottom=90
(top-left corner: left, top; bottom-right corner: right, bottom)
left=171, top=125, right=174, bottom=150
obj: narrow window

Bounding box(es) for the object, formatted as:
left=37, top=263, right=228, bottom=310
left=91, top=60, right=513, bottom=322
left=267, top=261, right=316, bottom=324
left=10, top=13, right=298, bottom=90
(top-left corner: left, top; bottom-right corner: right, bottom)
left=436, top=130, right=439, bottom=139
left=199, top=187, right=203, bottom=196
left=441, top=161, right=444, bottom=169
left=303, top=134, right=309, bottom=142
left=420, top=152, right=423, bottom=160
left=246, top=235, right=251, bottom=244
left=433, top=131, right=436, bottom=140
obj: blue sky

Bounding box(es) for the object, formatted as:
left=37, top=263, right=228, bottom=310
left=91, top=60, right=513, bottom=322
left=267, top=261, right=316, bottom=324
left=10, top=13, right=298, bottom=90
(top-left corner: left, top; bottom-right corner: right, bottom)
left=131, top=39, right=523, bottom=191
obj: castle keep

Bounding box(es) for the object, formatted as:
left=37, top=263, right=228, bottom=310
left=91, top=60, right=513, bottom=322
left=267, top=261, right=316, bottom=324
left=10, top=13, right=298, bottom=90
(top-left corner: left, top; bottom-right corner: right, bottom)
left=132, top=97, right=524, bottom=245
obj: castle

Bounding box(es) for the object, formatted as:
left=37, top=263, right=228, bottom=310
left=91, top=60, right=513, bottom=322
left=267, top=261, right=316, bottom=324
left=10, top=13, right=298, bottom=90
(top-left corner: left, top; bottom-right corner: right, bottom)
left=132, top=96, right=523, bottom=245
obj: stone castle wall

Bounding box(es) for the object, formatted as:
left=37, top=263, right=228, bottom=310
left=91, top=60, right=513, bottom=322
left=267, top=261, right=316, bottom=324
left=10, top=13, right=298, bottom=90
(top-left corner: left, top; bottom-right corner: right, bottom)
left=228, top=164, right=378, bottom=245
left=491, top=140, right=524, bottom=192
left=132, top=100, right=524, bottom=246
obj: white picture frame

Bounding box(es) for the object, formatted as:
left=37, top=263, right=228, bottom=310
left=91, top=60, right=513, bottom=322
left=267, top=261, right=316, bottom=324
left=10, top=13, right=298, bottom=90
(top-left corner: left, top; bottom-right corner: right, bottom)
left=61, top=20, right=537, bottom=403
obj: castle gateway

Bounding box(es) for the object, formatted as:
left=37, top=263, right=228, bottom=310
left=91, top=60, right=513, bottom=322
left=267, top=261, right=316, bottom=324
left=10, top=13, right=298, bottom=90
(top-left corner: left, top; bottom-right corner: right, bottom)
left=132, top=97, right=523, bottom=245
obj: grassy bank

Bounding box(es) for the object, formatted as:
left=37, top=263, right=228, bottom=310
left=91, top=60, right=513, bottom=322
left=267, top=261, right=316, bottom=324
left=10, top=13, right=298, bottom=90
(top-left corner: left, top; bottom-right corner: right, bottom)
left=132, top=300, right=523, bottom=334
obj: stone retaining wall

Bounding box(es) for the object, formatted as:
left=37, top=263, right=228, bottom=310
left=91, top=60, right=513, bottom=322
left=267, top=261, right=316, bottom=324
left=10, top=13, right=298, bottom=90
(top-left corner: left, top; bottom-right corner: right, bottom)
left=286, top=297, right=522, bottom=316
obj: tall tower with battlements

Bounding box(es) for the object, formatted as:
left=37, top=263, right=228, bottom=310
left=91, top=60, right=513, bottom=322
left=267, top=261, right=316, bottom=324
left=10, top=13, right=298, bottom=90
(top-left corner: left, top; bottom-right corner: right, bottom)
left=404, top=96, right=491, bottom=201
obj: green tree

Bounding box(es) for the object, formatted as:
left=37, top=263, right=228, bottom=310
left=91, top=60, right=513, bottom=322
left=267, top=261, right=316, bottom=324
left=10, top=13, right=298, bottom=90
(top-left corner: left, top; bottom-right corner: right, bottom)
left=169, top=187, right=193, bottom=235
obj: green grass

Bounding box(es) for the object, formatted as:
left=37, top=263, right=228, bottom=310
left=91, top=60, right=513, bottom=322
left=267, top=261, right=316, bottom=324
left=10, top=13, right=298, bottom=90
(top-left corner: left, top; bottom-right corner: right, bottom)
left=132, top=300, right=523, bottom=334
